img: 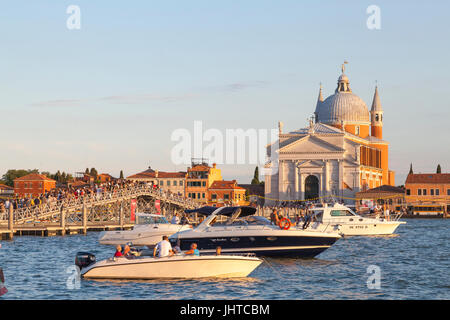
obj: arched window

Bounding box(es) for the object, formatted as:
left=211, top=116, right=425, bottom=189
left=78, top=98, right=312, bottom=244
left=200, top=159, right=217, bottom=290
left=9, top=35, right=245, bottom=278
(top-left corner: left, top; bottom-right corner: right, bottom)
left=375, top=114, right=379, bottom=122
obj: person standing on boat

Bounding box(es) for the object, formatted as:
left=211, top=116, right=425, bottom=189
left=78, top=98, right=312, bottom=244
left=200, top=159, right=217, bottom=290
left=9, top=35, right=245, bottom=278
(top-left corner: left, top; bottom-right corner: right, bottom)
left=171, top=213, right=180, bottom=224
left=153, top=236, right=174, bottom=257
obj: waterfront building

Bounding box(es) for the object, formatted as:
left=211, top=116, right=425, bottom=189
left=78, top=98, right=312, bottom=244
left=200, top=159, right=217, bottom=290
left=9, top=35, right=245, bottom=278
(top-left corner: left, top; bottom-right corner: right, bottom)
left=208, top=180, right=248, bottom=207
left=127, top=167, right=187, bottom=196
left=405, top=173, right=450, bottom=214
left=13, top=173, right=56, bottom=198
left=0, top=184, right=14, bottom=197
left=355, top=185, right=406, bottom=212
left=185, top=161, right=222, bottom=203
left=265, top=64, right=395, bottom=205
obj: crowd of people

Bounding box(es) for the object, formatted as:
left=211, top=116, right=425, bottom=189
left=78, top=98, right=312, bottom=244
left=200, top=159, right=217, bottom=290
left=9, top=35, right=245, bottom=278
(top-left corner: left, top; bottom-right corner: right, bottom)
left=0, top=180, right=197, bottom=216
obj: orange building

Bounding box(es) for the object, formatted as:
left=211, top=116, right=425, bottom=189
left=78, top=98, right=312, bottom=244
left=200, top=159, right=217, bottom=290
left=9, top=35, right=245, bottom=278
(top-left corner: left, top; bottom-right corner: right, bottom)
left=98, top=173, right=115, bottom=183
left=208, top=180, right=248, bottom=207
left=14, top=173, right=56, bottom=198
left=405, top=173, right=450, bottom=205
left=127, top=167, right=187, bottom=196
left=186, top=162, right=222, bottom=203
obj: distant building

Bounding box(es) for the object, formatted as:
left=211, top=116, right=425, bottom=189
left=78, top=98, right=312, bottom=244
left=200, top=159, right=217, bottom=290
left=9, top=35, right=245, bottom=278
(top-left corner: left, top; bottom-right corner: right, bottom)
left=14, top=173, right=56, bottom=198
left=0, top=184, right=14, bottom=197
left=405, top=173, right=450, bottom=214
left=186, top=162, right=222, bottom=203
left=127, top=167, right=187, bottom=196
left=208, top=180, right=247, bottom=207
left=98, top=173, right=116, bottom=183
left=355, top=185, right=406, bottom=212
left=265, top=64, right=395, bottom=205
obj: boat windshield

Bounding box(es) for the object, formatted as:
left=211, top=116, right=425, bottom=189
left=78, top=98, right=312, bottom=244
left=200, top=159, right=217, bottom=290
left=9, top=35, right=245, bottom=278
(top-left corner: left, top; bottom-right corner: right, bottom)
left=329, top=209, right=357, bottom=217
left=136, top=215, right=168, bottom=225
left=209, top=215, right=271, bottom=227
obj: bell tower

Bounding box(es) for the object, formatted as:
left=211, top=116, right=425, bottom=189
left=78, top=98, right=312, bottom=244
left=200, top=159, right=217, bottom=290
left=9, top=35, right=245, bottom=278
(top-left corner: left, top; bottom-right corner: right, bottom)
left=370, top=86, right=383, bottom=139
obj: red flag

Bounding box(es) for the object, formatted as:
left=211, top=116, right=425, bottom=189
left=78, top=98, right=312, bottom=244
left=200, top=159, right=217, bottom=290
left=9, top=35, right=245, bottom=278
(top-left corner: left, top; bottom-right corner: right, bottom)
left=130, top=199, right=137, bottom=221
left=155, top=200, right=161, bottom=215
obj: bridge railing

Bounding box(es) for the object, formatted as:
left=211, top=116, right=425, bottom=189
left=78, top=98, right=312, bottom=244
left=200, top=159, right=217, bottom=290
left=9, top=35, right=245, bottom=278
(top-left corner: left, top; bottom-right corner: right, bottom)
left=0, top=185, right=199, bottom=223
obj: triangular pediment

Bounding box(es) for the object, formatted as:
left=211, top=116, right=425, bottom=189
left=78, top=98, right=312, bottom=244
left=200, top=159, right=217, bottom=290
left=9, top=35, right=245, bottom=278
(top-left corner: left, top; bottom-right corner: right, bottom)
left=279, top=134, right=345, bottom=154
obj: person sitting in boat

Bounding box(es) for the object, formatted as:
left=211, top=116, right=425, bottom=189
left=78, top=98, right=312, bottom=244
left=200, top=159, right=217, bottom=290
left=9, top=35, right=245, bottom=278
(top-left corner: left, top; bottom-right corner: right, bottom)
left=123, top=245, right=134, bottom=258
left=184, top=243, right=200, bottom=256
left=173, top=240, right=182, bottom=254
left=215, top=246, right=221, bottom=256
left=114, top=245, right=123, bottom=257
left=153, top=236, right=174, bottom=258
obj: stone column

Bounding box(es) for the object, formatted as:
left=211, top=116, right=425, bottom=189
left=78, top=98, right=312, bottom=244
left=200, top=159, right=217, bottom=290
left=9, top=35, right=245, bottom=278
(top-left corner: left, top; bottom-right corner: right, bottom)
left=299, top=173, right=304, bottom=201
left=294, top=163, right=299, bottom=199
left=278, top=160, right=284, bottom=200
left=338, top=159, right=344, bottom=201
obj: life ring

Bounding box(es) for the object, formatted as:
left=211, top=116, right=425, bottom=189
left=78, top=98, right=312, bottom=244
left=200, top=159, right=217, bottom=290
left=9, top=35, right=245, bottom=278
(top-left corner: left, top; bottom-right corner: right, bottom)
left=279, top=218, right=291, bottom=230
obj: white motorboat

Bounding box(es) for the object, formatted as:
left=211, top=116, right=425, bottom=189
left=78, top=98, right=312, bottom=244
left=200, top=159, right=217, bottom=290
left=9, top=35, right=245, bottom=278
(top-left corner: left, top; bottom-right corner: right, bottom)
left=98, top=213, right=192, bottom=247
left=170, top=206, right=341, bottom=257
left=75, top=252, right=262, bottom=279
left=304, top=202, right=406, bottom=236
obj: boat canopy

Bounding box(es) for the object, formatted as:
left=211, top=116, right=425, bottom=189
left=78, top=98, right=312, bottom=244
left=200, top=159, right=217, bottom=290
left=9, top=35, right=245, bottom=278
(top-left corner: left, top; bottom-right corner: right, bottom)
left=185, top=206, right=257, bottom=217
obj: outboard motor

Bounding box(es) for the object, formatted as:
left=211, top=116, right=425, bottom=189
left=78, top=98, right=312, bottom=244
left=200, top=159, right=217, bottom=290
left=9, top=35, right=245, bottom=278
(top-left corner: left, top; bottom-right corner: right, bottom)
left=75, top=252, right=96, bottom=270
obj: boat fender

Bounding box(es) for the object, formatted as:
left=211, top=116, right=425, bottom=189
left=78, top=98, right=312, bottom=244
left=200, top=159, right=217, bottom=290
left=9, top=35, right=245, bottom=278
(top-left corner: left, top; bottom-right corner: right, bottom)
left=279, top=218, right=291, bottom=230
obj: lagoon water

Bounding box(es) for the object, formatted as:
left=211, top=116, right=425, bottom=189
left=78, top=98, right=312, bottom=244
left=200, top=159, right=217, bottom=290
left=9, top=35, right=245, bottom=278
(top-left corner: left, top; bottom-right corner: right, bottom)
left=0, top=219, right=449, bottom=300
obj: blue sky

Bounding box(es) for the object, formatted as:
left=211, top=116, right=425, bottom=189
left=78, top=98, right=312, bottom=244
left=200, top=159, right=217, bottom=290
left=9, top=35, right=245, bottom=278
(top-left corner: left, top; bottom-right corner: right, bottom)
left=1, top=1, right=449, bottom=184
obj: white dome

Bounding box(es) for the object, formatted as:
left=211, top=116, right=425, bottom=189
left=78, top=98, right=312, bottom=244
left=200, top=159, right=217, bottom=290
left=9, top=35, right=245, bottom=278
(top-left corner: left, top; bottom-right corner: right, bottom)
left=317, top=91, right=370, bottom=125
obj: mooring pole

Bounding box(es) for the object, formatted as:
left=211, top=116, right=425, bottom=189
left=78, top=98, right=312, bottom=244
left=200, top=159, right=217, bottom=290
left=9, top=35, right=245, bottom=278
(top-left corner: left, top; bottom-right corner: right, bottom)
left=119, top=202, right=124, bottom=229
left=82, top=204, right=87, bottom=235
left=8, top=204, right=14, bottom=240
left=60, top=206, right=66, bottom=236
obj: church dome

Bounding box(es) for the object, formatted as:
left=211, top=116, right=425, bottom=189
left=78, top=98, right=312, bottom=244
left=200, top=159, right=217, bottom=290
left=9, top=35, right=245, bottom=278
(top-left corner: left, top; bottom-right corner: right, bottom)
left=317, top=91, right=370, bottom=125
left=316, top=67, right=370, bottom=125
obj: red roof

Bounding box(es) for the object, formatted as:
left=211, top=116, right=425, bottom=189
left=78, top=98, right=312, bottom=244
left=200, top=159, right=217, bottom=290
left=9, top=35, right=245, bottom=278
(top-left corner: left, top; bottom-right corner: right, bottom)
left=209, top=180, right=245, bottom=190
left=357, top=185, right=405, bottom=194
left=0, top=184, right=14, bottom=190
left=188, top=165, right=210, bottom=172
left=405, top=173, right=450, bottom=184
left=14, top=173, right=56, bottom=182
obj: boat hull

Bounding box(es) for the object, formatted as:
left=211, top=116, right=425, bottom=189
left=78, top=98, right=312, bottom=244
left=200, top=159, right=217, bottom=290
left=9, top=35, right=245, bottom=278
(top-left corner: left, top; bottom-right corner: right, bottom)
left=172, top=230, right=340, bottom=257
left=309, top=221, right=405, bottom=236
left=81, top=255, right=262, bottom=279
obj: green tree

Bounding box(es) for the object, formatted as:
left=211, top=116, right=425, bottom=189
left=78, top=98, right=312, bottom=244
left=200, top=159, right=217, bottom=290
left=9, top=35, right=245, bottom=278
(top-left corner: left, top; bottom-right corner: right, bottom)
left=85, top=168, right=90, bottom=174
left=120, top=170, right=124, bottom=179
left=89, top=168, right=98, bottom=179
left=437, top=164, right=442, bottom=174
left=1, top=169, right=39, bottom=186
left=251, top=166, right=260, bottom=185
left=408, top=163, right=413, bottom=175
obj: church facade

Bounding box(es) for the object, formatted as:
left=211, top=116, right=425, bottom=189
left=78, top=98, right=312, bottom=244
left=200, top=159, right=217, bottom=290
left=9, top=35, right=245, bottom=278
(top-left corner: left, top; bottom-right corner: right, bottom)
left=264, top=64, right=395, bottom=205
